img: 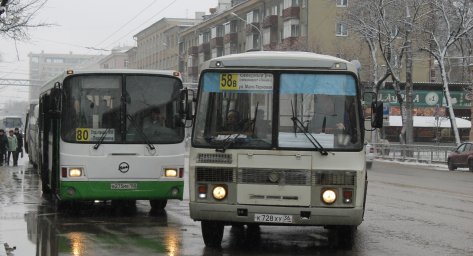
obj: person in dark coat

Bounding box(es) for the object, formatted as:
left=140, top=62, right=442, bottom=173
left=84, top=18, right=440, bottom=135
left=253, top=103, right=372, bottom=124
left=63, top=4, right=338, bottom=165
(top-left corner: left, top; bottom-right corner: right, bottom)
left=7, top=130, right=18, bottom=166
left=14, top=127, right=23, bottom=159
left=0, top=129, right=8, bottom=166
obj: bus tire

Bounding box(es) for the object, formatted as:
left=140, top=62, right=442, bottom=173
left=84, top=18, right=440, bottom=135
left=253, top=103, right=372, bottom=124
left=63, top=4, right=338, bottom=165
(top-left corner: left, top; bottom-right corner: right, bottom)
left=150, top=199, right=167, bottom=210
left=40, top=170, right=51, bottom=194
left=201, top=221, right=224, bottom=248
left=54, top=197, right=71, bottom=213
left=328, top=225, right=355, bottom=249
left=366, top=161, right=372, bottom=169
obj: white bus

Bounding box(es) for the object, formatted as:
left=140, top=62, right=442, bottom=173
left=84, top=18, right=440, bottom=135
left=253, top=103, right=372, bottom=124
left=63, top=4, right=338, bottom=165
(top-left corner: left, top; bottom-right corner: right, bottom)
left=189, top=51, right=383, bottom=248
left=25, top=103, right=40, bottom=168
left=38, top=69, right=189, bottom=210
left=0, top=115, right=24, bottom=132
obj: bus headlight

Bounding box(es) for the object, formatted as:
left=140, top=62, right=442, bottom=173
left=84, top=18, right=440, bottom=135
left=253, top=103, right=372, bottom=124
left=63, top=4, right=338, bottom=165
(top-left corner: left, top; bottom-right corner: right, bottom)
left=321, top=189, right=337, bottom=204
left=164, top=168, right=178, bottom=177
left=212, top=185, right=227, bottom=200
left=69, top=168, right=83, bottom=177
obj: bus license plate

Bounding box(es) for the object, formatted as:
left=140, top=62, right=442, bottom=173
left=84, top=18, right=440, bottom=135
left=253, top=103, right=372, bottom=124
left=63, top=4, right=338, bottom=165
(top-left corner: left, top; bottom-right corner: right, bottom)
left=110, top=183, right=137, bottom=190
left=254, top=214, right=293, bottom=224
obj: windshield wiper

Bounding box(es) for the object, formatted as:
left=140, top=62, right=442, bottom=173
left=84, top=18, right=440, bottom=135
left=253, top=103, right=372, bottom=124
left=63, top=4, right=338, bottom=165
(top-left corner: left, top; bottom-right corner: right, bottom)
left=126, top=114, right=155, bottom=150
left=93, top=128, right=111, bottom=150
left=290, top=101, right=328, bottom=156
left=215, top=133, right=245, bottom=153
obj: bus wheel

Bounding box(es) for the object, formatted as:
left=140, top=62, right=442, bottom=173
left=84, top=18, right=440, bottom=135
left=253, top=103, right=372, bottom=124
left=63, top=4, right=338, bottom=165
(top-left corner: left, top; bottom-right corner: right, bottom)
left=328, top=225, right=355, bottom=249
left=40, top=171, right=51, bottom=194
left=54, top=198, right=71, bottom=213
left=201, top=221, right=224, bottom=248
left=150, top=200, right=167, bottom=210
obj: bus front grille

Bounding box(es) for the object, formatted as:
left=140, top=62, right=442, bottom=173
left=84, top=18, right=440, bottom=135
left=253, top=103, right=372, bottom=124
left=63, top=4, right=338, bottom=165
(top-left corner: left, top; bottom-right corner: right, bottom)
left=313, top=171, right=356, bottom=186
left=238, top=169, right=311, bottom=185
left=196, top=153, right=232, bottom=164
left=196, top=167, right=235, bottom=182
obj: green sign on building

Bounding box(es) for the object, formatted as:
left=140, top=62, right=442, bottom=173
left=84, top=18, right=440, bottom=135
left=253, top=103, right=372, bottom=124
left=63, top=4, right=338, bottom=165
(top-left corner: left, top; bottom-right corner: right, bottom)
left=378, top=90, right=472, bottom=109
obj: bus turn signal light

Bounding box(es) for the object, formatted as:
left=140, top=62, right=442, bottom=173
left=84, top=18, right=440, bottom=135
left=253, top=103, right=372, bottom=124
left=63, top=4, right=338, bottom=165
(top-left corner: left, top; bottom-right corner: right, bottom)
left=198, top=185, right=207, bottom=199
left=343, top=189, right=353, bottom=204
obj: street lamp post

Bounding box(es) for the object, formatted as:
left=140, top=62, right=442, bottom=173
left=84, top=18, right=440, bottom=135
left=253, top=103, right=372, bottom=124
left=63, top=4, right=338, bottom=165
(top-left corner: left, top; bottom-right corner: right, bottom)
left=230, top=12, right=263, bottom=51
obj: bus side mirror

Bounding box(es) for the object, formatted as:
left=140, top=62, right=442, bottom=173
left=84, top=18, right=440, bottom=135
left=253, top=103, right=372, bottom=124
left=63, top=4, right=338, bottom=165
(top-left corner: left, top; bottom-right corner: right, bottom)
left=49, top=87, right=62, bottom=119
left=371, top=101, right=383, bottom=128
left=180, top=89, right=193, bottom=120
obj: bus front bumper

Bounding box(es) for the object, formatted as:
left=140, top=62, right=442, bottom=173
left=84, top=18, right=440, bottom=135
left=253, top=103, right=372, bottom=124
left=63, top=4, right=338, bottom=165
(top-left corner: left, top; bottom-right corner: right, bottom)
left=190, top=202, right=364, bottom=226
left=59, top=180, right=184, bottom=201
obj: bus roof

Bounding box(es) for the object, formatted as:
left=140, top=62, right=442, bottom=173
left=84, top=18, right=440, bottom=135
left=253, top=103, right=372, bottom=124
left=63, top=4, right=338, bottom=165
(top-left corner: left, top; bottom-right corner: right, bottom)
left=40, top=69, right=181, bottom=93
left=201, top=51, right=358, bottom=73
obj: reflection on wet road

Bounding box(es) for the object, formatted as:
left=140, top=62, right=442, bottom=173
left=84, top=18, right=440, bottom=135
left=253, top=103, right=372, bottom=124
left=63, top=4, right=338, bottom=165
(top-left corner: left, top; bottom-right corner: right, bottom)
left=1, top=158, right=473, bottom=255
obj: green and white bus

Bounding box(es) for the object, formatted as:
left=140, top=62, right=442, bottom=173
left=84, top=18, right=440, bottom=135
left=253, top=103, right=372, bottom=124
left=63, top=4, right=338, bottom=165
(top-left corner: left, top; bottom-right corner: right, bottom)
left=38, top=69, right=188, bottom=210
left=189, top=51, right=383, bottom=248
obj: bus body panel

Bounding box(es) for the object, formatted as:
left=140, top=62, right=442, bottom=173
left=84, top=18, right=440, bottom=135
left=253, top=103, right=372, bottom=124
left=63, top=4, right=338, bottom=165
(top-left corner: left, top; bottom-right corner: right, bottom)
left=58, top=180, right=183, bottom=201
left=189, top=149, right=366, bottom=208
left=37, top=69, right=186, bottom=204
left=26, top=104, right=40, bottom=167
left=59, top=142, right=185, bottom=180
left=190, top=52, right=368, bottom=235
left=189, top=202, right=364, bottom=226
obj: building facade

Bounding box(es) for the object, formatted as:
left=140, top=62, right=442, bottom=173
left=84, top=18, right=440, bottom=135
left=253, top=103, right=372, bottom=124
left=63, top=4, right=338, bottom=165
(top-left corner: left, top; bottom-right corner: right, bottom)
left=28, top=51, right=101, bottom=101
left=98, top=46, right=132, bottom=69
left=177, top=0, right=432, bottom=84
left=132, top=17, right=203, bottom=71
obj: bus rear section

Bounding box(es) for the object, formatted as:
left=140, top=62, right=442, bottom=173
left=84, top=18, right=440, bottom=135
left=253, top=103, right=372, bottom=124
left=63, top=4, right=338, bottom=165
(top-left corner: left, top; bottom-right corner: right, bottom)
left=38, top=70, right=188, bottom=210
left=189, top=51, right=383, bottom=248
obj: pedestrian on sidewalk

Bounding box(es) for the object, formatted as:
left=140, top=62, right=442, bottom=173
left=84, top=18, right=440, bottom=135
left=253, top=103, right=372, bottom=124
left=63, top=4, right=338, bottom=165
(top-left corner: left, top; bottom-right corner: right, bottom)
left=0, top=129, right=8, bottom=166
left=14, top=127, right=23, bottom=159
left=6, top=130, right=19, bottom=166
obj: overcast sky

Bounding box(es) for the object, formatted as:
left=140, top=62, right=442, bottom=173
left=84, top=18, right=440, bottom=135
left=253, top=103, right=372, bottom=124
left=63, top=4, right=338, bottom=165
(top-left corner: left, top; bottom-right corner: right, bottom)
left=0, top=0, right=217, bottom=107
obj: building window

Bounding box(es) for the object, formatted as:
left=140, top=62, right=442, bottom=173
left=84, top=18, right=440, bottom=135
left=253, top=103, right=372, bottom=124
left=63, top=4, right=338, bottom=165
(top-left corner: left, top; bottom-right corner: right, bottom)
left=211, top=25, right=224, bottom=38
left=199, top=32, right=210, bottom=44
left=271, top=5, right=278, bottom=15
left=263, top=28, right=271, bottom=45
left=390, top=25, right=400, bottom=38
left=245, top=34, right=261, bottom=51
left=246, top=9, right=260, bottom=23
left=336, top=23, right=348, bottom=36
left=225, top=21, right=238, bottom=34
left=337, top=0, right=348, bottom=7
left=283, top=19, right=300, bottom=38
left=284, top=0, right=299, bottom=8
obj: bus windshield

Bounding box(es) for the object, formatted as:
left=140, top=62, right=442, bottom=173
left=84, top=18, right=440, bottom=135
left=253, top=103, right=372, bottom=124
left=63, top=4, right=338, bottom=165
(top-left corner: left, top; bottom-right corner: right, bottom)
left=193, top=71, right=362, bottom=150
left=62, top=74, right=185, bottom=144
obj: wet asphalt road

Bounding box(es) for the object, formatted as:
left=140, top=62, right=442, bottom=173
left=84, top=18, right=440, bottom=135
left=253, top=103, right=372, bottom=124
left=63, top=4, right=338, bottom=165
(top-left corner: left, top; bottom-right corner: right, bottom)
left=1, top=157, right=473, bottom=256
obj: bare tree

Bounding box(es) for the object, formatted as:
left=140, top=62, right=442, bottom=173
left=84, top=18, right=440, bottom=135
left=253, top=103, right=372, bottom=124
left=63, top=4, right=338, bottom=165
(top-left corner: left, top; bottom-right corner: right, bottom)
left=0, top=0, right=49, bottom=40
left=344, top=0, right=428, bottom=146
left=415, top=0, right=473, bottom=145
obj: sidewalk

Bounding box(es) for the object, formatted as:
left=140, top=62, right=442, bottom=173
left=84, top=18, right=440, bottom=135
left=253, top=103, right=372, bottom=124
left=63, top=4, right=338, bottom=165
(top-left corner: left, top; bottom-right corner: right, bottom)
left=0, top=156, right=29, bottom=256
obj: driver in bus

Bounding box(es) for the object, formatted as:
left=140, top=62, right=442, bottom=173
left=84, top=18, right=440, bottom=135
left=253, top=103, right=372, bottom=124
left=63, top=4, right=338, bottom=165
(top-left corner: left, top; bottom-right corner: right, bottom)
left=219, top=110, right=252, bottom=135
left=308, top=95, right=345, bottom=133
left=142, top=108, right=177, bottom=139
